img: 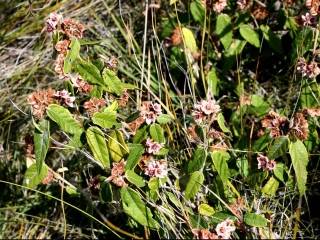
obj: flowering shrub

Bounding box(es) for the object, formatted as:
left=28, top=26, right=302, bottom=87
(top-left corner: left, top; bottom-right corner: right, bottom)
left=20, top=0, right=320, bottom=238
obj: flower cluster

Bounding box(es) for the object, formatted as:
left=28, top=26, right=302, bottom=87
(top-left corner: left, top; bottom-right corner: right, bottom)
left=46, top=13, right=63, bottom=32
left=237, top=0, right=251, bottom=10
left=296, top=58, right=320, bottom=79
left=215, top=219, right=236, bottom=239
left=145, top=138, right=163, bottom=154
left=303, top=108, right=320, bottom=117
left=192, top=97, right=220, bottom=123
left=306, top=0, right=320, bottom=16
left=257, top=154, right=276, bottom=171
left=27, top=88, right=56, bottom=119
left=171, top=27, right=182, bottom=46
left=300, top=12, right=317, bottom=26
left=54, top=90, right=75, bottom=107
left=140, top=101, right=162, bottom=125
left=261, top=110, right=309, bottom=140
left=192, top=219, right=236, bottom=239
left=83, top=98, right=106, bottom=116
left=213, top=0, right=227, bottom=13
left=144, top=159, right=168, bottom=178
left=106, top=160, right=127, bottom=187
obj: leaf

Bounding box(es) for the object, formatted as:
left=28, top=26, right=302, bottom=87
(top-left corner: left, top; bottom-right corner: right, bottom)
left=74, top=59, right=103, bottom=85
left=260, top=25, right=283, bottom=54
left=211, top=151, right=230, bottom=185
left=92, top=111, right=117, bottom=129
left=289, top=140, right=309, bottom=196
left=239, top=24, right=260, bottom=48
left=66, top=186, right=79, bottom=196
left=150, top=123, right=165, bottom=143
left=181, top=27, right=198, bottom=53
left=300, top=79, right=320, bottom=108
left=217, top=113, right=231, bottom=133
left=190, top=1, right=205, bottom=23
left=156, top=114, right=172, bottom=124
left=34, top=119, right=50, bottom=174
left=248, top=95, right=270, bottom=116
left=211, top=212, right=237, bottom=224
left=125, top=170, right=145, bottom=187
left=120, top=187, right=158, bottom=229
left=102, top=68, right=124, bottom=95
left=216, top=14, right=233, bottom=49
left=273, top=162, right=285, bottom=183
left=198, top=203, right=215, bottom=216
left=185, top=171, right=204, bottom=200
left=100, top=181, right=113, bottom=202
left=23, top=164, right=48, bottom=189
left=125, top=144, right=145, bottom=170
left=133, top=125, right=148, bottom=143
left=261, top=177, right=279, bottom=196
left=236, top=157, right=249, bottom=177
left=207, top=68, right=219, bottom=96
left=47, top=104, right=83, bottom=135
left=267, top=136, right=288, bottom=160
left=244, top=213, right=268, bottom=227
left=86, top=127, right=110, bottom=169
left=108, top=130, right=127, bottom=162
left=187, top=147, right=207, bottom=173
left=63, top=38, right=80, bottom=73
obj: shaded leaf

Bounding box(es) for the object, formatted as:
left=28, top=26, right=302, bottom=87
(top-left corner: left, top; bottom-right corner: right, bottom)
left=185, top=171, right=204, bottom=200
left=187, top=147, right=206, bottom=173
left=260, top=25, right=283, bottom=54
left=267, top=136, right=288, bottom=160
left=34, top=119, right=50, bottom=174
left=190, top=1, right=205, bottom=23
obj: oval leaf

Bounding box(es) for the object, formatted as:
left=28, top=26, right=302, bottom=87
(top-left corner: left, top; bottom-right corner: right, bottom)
left=215, top=14, right=233, bottom=49
left=244, top=213, right=268, bottom=227
left=211, top=151, right=230, bottom=185
left=289, top=140, right=309, bottom=196
left=125, top=170, right=145, bottom=187
left=198, top=203, right=215, bottom=216
left=181, top=27, right=198, bottom=53
left=239, top=24, right=260, bottom=48
left=125, top=144, right=145, bottom=170
left=185, top=171, right=204, bottom=200
left=74, top=60, right=103, bottom=85
left=64, top=38, right=80, bottom=73
left=86, top=127, right=110, bottom=169
left=267, top=136, right=288, bottom=160
left=188, top=147, right=207, bottom=173
left=261, top=177, right=279, bottom=196
left=23, top=164, right=48, bottom=189
left=120, top=187, right=158, bottom=229
left=34, top=120, right=50, bottom=174
left=92, top=111, right=117, bottom=129
left=150, top=123, right=165, bottom=143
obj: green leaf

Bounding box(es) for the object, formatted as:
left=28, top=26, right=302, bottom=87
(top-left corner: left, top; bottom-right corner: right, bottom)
left=239, top=24, right=260, bottom=48
left=92, top=111, right=117, bottom=129
left=261, top=177, right=279, bottom=196
left=260, top=25, right=283, bottom=54
left=211, top=151, right=230, bottom=185
left=267, top=136, right=288, bottom=160
left=66, top=186, right=79, bottom=196
left=198, top=203, right=215, bottom=216
left=244, top=213, right=268, bottom=227
left=74, top=59, right=103, bottom=85
left=125, top=170, right=145, bottom=187
left=156, top=114, right=172, bottom=124
left=150, top=123, right=165, bottom=143
left=47, top=104, right=83, bottom=135
left=236, top=157, right=249, bottom=177
left=34, top=120, right=50, bottom=174
left=248, top=95, right=270, bottom=116
left=100, top=181, right=113, bottom=202
left=181, top=27, right=198, bottom=53
left=216, top=14, right=233, bottom=49
left=120, top=187, right=158, bottom=229
left=289, top=140, right=309, bottom=196
left=63, top=38, right=80, bottom=73
left=185, top=171, right=204, bottom=200
left=86, top=127, right=110, bottom=169
left=133, top=125, right=148, bottom=144
left=102, top=68, right=124, bottom=95
left=108, top=130, right=128, bottom=162
left=300, top=79, right=320, bottom=108
left=207, top=68, right=219, bottom=96
left=187, top=147, right=207, bottom=173
left=273, top=162, right=285, bottom=183
left=190, top=1, right=205, bottom=23
left=23, top=164, right=48, bottom=189
left=211, top=212, right=237, bottom=224
left=217, top=113, right=231, bottom=133
left=125, top=144, right=145, bottom=170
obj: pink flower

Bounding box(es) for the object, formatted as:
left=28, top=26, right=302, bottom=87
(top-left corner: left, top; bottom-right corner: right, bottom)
left=107, top=160, right=127, bottom=187
left=215, top=219, right=236, bottom=239
left=213, top=0, right=227, bottom=13
left=54, top=90, right=75, bottom=107
left=144, top=159, right=167, bottom=178
left=46, top=12, right=63, bottom=32
left=257, top=154, right=276, bottom=171
left=301, top=12, right=316, bottom=26
left=146, top=138, right=163, bottom=154
left=152, top=103, right=162, bottom=114
left=140, top=101, right=162, bottom=125
left=192, top=97, right=220, bottom=123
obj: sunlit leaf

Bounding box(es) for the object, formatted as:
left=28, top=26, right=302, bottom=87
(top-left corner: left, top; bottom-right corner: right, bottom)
left=125, top=170, right=145, bottom=187
left=185, top=171, right=204, bottom=200
left=64, top=38, right=80, bottom=73
left=216, top=14, right=233, bottom=49
left=23, top=164, right=48, bottom=189
left=239, top=24, right=260, bottom=48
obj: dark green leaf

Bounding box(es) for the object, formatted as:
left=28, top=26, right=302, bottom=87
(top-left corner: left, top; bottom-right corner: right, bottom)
left=74, top=60, right=103, bottom=85
left=267, top=136, right=288, bottom=160
left=34, top=119, right=50, bottom=174
left=216, top=14, right=233, bottom=49
left=260, top=25, right=283, bottom=54
left=125, top=144, right=145, bottom=170
left=187, top=147, right=206, bottom=173
left=23, top=164, right=48, bottom=189
left=190, top=1, right=205, bottom=23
